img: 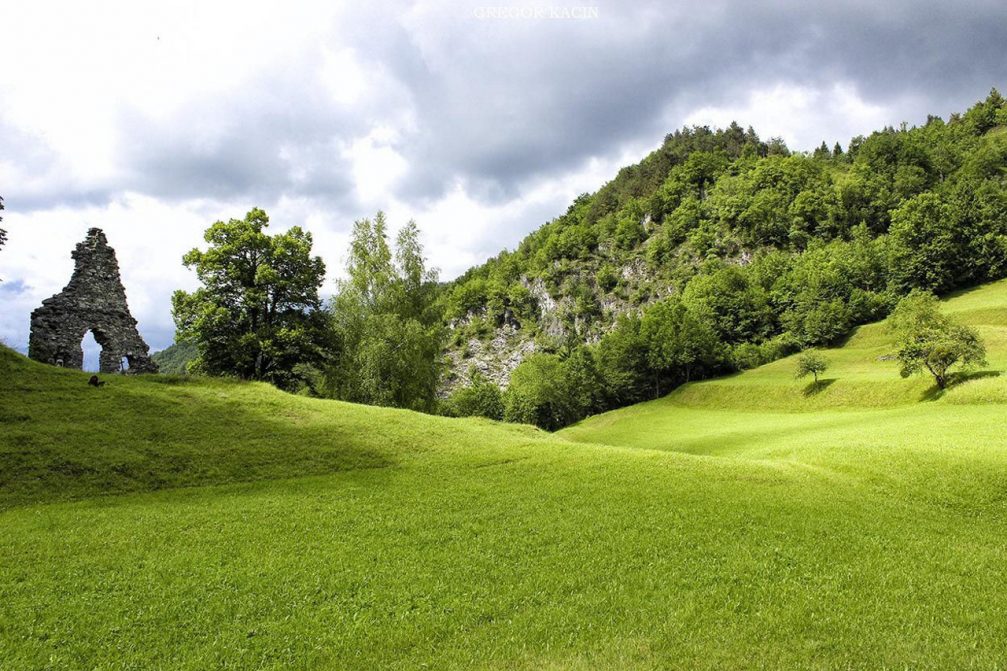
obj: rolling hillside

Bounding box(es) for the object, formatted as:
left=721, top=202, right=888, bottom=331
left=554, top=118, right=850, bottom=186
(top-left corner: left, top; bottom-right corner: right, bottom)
left=439, top=91, right=1007, bottom=427
left=562, top=278, right=1007, bottom=448
left=5, top=281, right=1007, bottom=668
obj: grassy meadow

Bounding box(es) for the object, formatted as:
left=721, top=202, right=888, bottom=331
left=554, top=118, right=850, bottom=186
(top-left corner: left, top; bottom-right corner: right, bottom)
left=6, top=281, right=1007, bottom=668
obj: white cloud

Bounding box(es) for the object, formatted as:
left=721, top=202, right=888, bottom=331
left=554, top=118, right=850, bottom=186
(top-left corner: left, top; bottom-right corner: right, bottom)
left=346, top=127, right=410, bottom=205
left=683, top=83, right=894, bottom=151
left=320, top=47, right=370, bottom=107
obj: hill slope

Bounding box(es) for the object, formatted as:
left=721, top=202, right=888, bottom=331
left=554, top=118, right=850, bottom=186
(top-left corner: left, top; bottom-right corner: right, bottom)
left=150, top=340, right=197, bottom=374
left=561, top=278, right=1007, bottom=451
left=440, top=91, right=1007, bottom=429
left=6, top=278, right=1007, bottom=669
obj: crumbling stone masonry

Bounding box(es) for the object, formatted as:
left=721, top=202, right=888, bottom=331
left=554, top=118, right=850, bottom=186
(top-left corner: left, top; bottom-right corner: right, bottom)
left=29, top=228, right=158, bottom=374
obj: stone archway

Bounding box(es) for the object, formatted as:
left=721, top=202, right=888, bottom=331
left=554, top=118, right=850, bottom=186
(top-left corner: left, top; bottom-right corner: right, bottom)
left=29, top=228, right=158, bottom=374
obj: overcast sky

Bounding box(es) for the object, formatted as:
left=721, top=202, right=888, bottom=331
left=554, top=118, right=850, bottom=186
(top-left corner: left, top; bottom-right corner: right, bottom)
left=2, top=0, right=1007, bottom=359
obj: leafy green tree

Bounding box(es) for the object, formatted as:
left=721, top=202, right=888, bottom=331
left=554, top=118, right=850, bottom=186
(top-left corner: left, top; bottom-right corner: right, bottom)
left=338, top=312, right=442, bottom=409
left=774, top=231, right=893, bottom=346
left=325, top=212, right=443, bottom=412
left=561, top=346, right=604, bottom=418
left=614, top=216, right=645, bottom=250
left=682, top=265, right=774, bottom=344
left=499, top=347, right=603, bottom=430
left=394, top=220, right=440, bottom=322
left=888, top=291, right=987, bottom=389
left=731, top=334, right=799, bottom=370
left=444, top=372, right=505, bottom=420
left=888, top=191, right=964, bottom=292
left=640, top=297, right=723, bottom=395
left=952, top=177, right=1007, bottom=283
left=172, top=208, right=328, bottom=390
left=708, top=155, right=831, bottom=247
left=963, top=88, right=1007, bottom=135
left=795, top=351, right=829, bottom=383
left=503, top=353, right=579, bottom=430
left=595, top=315, right=651, bottom=406
left=784, top=297, right=852, bottom=347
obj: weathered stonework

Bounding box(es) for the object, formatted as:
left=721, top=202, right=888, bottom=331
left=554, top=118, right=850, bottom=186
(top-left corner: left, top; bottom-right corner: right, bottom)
left=29, top=228, right=158, bottom=374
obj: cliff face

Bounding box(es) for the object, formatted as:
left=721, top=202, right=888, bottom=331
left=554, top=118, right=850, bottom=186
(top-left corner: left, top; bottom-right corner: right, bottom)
left=440, top=241, right=687, bottom=394
left=443, top=321, right=537, bottom=391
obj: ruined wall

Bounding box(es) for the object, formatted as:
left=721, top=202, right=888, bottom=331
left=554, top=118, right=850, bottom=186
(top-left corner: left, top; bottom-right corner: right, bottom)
left=28, top=228, right=158, bottom=374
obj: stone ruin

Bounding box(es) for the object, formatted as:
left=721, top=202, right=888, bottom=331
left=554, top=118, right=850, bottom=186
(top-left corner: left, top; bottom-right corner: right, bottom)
left=28, top=228, right=158, bottom=374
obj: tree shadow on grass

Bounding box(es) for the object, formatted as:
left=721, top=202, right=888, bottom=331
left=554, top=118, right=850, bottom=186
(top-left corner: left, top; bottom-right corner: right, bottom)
left=919, top=369, right=1001, bottom=401
left=802, top=378, right=836, bottom=397
left=0, top=372, right=396, bottom=510
left=955, top=369, right=1002, bottom=384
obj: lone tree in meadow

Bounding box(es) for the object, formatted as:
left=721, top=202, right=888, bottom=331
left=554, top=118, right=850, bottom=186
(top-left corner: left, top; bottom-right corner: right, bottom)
left=887, top=290, right=987, bottom=389
left=795, top=351, right=829, bottom=383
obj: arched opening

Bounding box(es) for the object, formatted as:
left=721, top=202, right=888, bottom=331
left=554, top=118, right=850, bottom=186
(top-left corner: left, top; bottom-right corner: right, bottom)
left=81, top=330, right=101, bottom=372
left=120, top=356, right=130, bottom=373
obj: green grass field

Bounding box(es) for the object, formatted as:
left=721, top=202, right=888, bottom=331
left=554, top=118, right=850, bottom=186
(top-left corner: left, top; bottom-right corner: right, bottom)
left=6, top=281, right=1007, bottom=669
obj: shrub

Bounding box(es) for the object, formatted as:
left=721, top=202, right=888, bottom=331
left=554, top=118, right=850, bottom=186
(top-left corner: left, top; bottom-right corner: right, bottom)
left=444, top=373, right=505, bottom=420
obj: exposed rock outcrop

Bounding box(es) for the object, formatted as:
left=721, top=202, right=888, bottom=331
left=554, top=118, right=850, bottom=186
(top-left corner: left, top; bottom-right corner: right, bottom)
left=28, top=228, right=158, bottom=374
left=442, top=323, right=537, bottom=395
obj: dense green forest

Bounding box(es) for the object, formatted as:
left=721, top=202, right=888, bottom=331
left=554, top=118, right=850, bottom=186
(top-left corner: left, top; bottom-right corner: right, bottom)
left=440, top=90, right=1007, bottom=428
left=167, top=92, right=1007, bottom=430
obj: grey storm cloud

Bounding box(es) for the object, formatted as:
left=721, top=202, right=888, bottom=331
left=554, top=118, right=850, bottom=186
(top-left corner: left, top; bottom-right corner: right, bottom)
left=7, top=0, right=1007, bottom=215
left=332, top=0, right=1007, bottom=204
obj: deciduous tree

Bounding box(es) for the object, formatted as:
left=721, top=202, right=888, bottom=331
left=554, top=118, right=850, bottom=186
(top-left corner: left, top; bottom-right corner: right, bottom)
left=444, top=372, right=505, bottom=420
left=795, top=351, right=829, bottom=383
left=640, top=297, right=723, bottom=395
left=172, top=208, right=328, bottom=390
left=503, top=353, right=577, bottom=430
left=325, top=212, right=443, bottom=412
left=888, top=290, right=986, bottom=389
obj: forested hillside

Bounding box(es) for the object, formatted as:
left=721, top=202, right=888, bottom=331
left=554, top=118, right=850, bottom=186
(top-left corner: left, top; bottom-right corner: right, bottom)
left=151, top=341, right=197, bottom=374
left=440, top=90, right=1007, bottom=428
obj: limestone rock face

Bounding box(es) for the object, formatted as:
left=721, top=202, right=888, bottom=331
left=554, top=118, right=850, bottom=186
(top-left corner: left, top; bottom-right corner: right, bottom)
left=28, top=228, right=158, bottom=374
left=442, top=322, right=537, bottom=395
